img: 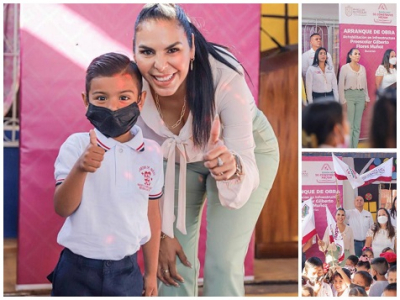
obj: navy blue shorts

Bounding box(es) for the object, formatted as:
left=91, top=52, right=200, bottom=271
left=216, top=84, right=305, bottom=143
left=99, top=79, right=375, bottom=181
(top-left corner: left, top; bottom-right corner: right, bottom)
left=47, top=248, right=143, bottom=296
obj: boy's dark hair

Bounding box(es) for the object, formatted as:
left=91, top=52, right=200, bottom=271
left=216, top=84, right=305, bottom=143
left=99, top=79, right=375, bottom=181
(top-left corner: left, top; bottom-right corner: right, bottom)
left=384, top=282, right=397, bottom=292
left=356, top=259, right=371, bottom=270
left=310, top=33, right=321, bottom=39
left=302, top=100, right=343, bottom=147
left=85, top=52, right=142, bottom=98
left=304, top=256, right=323, bottom=273
left=347, top=255, right=359, bottom=266
left=332, top=267, right=351, bottom=281
left=349, top=286, right=368, bottom=296
left=371, top=257, right=389, bottom=275
left=355, top=270, right=373, bottom=287
left=133, top=4, right=243, bottom=147
left=312, top=47, right=328, bottom=67
left=388, top=265, right=397, bottom=273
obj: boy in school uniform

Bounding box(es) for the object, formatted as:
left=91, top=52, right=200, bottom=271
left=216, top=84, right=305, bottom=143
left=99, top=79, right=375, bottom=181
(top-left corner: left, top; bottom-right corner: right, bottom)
left=369, top=257, right=390, bottom=297
left=303, top=257, right=333, bottom=297
left=48, top=52, right=163, bottom=296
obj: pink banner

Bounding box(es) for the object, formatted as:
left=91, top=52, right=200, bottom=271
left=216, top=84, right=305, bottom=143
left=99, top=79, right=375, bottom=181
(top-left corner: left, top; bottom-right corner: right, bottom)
left=339, top=3, right=397, bottom=140
left=302, top=155, right=343, bottom=262
left=18, top=4, right=260, bottom=287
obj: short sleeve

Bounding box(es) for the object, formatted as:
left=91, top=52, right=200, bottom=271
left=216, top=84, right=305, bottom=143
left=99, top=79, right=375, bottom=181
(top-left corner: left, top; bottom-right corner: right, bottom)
left=366, top=228, right=374, bottom=238
left=375, top=65, right=386, bottom=76
left=54, top=134, right=86, bottom=185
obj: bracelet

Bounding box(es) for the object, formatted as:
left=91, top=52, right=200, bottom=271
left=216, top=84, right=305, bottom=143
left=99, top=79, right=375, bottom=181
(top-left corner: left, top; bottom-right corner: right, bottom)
left=230, top=151, right=243, bottom=176
left=161, top=232, right=167, bottom=240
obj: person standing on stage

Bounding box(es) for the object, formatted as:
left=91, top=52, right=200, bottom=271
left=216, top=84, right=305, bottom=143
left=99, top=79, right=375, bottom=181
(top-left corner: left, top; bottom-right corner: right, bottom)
left=338, top=48, right=370, bottom=148
left=336, top=194, right=374, bottom=257
left=302, top=33, right=333, bottom=85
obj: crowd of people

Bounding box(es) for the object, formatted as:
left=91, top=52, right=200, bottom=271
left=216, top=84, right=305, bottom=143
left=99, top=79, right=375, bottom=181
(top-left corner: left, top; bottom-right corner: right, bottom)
left=302, top=195, right=397, bottom=297
left=302, top=256, right=396, bottom=297
left=302, top=32, right=397, bottom=148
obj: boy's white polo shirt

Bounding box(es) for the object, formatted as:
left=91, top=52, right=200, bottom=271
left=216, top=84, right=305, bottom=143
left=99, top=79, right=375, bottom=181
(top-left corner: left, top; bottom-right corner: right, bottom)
left=54, top=125, right=164, bottom=260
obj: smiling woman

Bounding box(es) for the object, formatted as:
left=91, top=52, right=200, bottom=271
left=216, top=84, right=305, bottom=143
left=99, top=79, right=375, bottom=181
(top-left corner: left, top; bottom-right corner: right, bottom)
left=318, top=208, right=355, bottom=267
left=132, top=3, right=279, bottom=297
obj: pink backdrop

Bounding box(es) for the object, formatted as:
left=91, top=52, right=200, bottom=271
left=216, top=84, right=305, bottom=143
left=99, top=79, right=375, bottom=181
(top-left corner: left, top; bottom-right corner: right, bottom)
left=302, top=155, right=343, bottom=262
left=338, top=4, right=397, bottom=140
left=18, top=4, right=260, bottom=287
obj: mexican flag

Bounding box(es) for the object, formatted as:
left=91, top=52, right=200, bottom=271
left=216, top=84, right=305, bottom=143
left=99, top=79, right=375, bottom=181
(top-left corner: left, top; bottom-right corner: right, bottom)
left=302, top=198, right=317, bottom=245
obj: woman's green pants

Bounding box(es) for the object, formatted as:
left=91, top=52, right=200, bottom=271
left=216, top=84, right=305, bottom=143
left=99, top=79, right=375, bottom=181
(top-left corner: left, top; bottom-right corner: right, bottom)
left=159, top=110, right=280, bottom=296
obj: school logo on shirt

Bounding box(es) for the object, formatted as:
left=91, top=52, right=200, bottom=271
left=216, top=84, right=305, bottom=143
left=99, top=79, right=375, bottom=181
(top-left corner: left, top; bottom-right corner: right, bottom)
left=138, top=166, right=155, bottom=192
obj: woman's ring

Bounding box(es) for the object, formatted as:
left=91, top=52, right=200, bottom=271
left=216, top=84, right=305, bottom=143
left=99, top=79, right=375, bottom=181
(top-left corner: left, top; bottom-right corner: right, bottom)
left=217, top=157, right=224, bottom=167
left=163, top=269, right=169, bottom=274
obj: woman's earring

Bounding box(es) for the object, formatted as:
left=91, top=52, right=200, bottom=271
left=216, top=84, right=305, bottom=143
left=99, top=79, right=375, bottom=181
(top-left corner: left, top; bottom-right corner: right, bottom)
left=190, top=59, right=194, bottom=71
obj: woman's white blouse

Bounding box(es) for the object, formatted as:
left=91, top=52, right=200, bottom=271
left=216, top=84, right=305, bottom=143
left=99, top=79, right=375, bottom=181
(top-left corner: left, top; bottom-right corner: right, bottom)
left=137, top=51, right=259, bottom=237
left=305, top=65, right=339, bottom=103
left=375, top=65, right=397, bottom=89
left=366, top=227, right=396, bottom=257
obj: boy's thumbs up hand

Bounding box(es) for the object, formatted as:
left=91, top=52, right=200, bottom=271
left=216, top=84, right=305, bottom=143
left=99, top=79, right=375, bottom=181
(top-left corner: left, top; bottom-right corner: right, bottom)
left=89, top=128, right=98, bottom=146
left=77, top=129, right=105, bottom=173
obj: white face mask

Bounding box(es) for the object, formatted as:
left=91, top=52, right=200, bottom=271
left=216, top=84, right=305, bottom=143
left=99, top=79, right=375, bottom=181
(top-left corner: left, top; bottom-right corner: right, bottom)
left=389, top=57, right=397, bottom=65
left=378, top=215, right=388, bottom=224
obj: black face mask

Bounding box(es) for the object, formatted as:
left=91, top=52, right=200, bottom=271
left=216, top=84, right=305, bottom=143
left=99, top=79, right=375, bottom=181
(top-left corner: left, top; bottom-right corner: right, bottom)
left=86, top=101, right=140, bottom=138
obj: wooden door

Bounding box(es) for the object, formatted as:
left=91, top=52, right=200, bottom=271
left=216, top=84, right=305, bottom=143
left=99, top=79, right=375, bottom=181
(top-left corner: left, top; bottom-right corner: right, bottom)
left=255, top=45, right=299, bottom=258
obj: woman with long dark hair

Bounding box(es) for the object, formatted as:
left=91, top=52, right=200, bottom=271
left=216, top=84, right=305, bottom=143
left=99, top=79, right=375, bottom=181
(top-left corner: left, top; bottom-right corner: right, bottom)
left=375, top=49, right=397, bottom=89
left=338, top=48, right=370, bottom=148
left=365, top=208, right=396, bottom=257
left=132, top=4, right=279, bottom=296
left=305, top=47, right=339, bottom=103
